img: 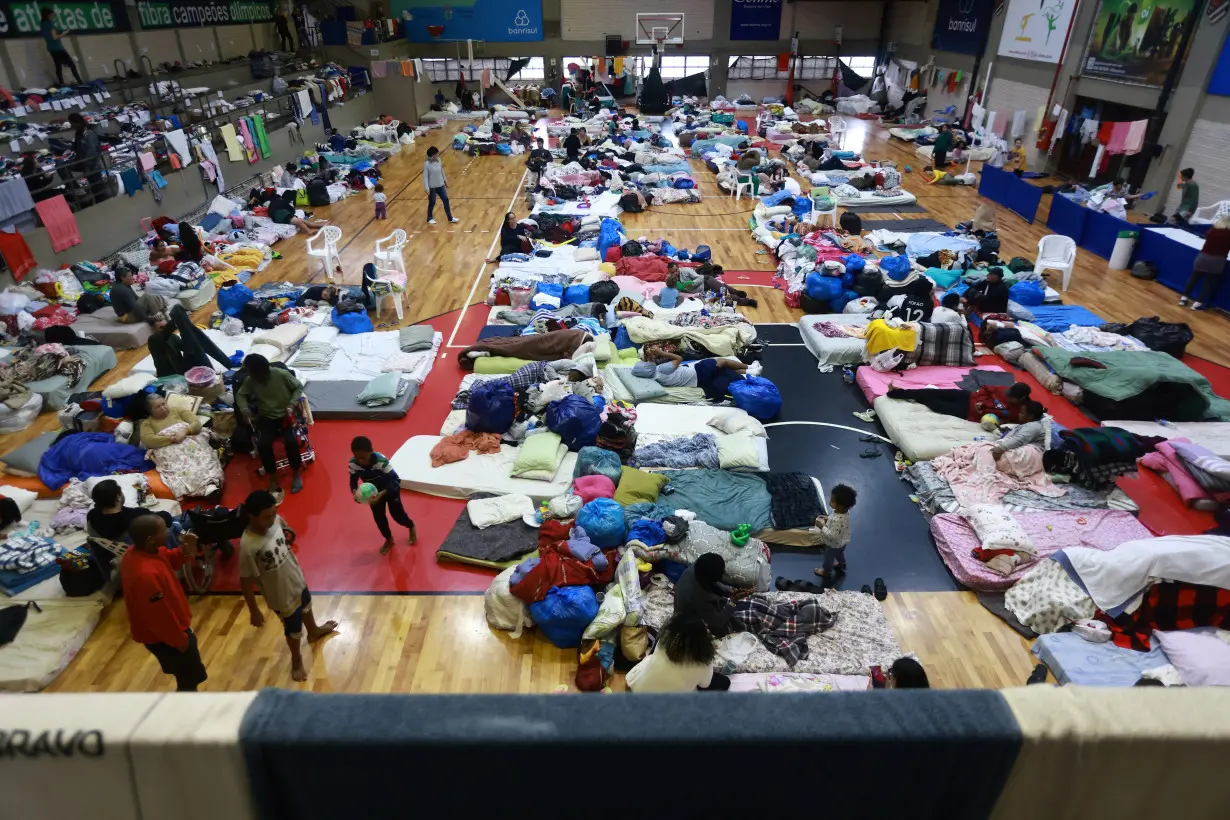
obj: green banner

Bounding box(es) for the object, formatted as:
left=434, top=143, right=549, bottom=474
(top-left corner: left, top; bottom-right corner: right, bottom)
left=135, top=0, right=273, bottom=29
left=0, top=1, right=130, bottom=37
left=1083, top=0, right=1200, bottom=86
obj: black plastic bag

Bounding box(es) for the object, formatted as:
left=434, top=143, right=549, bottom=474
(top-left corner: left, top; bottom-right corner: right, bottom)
left=1126, top=316, right=1194, bottom=358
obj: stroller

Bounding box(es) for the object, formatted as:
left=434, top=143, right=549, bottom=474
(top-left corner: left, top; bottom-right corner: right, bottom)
left=250, top=397, right=316, bottom=476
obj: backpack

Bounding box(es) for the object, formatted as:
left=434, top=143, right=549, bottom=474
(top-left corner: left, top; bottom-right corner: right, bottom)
left=840, top=211, right=862, bottom=234
left=294, top=188, right=309, bottom=207
left=1008, top=256, right=1033, bottom=273
left=1131, top=260, right=1158, bottom=280
left=977, top=234, right=1001, bottom=263
left=306, top=177, right=331, bottom=207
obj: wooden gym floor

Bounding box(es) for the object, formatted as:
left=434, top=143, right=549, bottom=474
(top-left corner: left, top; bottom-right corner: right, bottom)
left=38, top=113, right=1225, bottom=694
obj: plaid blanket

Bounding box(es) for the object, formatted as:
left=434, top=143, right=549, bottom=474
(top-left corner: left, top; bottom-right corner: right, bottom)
left=760, top=472, right=824, bottom=530
left=1052, top=427, right=1150, bottom=490
left=907, top=321, right=975, bottom=367
left=731, top=596, right=837, bottom=666
left=0, top=535, right=59, bottom=574
left=1096, top=581, right=1230, bottom=650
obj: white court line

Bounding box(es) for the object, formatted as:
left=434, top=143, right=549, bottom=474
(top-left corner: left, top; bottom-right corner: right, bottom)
left=763, top=421, right=893, bottom=445
left=446, top=168, right=529, bottom=349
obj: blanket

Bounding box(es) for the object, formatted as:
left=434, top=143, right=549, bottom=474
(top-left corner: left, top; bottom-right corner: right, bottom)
left=458, top=329, right=587, bottom=371
left=930, top=442, right=1065, bottom=509
left=1054, top=535, right=1230, bottom=616
left=731, top=595, right=837, bottom=666
left=1095, top=581, right=1230, bottom=650
left=631, top=520, right=772, bottom=591
left=1037, top=348, right=1230, bottom=422
left=621, top=316, right=756, bottom=358
left=658, top=469, right=774, bottom=532
left=0, top=345, right=85, bottom=410
left=760, top=472, right=823, bottom=530
left=634, top=434, right=719, bottom=469
left=38, top=432, right=153, bottom=490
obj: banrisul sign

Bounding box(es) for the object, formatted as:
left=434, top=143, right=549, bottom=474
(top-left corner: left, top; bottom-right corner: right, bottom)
left=0, top=1, right=130, bottom=37
left=136, top=0, right=273, bottom=28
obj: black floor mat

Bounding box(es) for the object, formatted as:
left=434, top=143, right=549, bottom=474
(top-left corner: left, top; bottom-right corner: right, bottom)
left=760, top=347, right=958, bottom=592
left=478, top=325, right=519, bottom=340
left=976, top=592, right=1038, bottom=638
left=754, top=323, right=802, bottom=345
left=842, top=202, right=930, bottom=213
left=860, top=219, right=952, bottom=233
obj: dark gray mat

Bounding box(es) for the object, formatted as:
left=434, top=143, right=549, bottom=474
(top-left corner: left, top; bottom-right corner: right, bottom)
left=437, top=494, right=537, bottom=567
left=842, top=203, right=930, bottom=214
left=753, top=323, right=802, bottom=345
left=976, top=592, right=1038, bottom=638
left=303, top=379, right=420, bottom=420
left=860, top=219, right=952, bottom=232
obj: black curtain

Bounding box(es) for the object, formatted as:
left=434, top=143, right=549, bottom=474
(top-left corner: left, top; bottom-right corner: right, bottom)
left=505, top=59, right=530, bottom=82
left=638, top=66, right=668, bottom=114
left=838, top=60, right=869, bottom=94
left=664, top=71, right=708, bottom=100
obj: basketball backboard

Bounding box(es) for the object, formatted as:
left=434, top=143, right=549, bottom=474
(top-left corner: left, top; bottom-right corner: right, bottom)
left=636, top=12, right=685, bottom=45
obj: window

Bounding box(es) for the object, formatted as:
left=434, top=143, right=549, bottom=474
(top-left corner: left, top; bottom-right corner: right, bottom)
left=796, top=56, right=836, bottom=80
left=844, top=56, right=876, bottom=74
left=421, top=58, right=546, bottom=82
left=727, top=56, right=785, bottom=80
left=420, top=58, right=457, bottom=82
left=658, top=55, right=709, bottom=79
left=727, top=54, right=875, bottom=81
left=510, top=57, right=545, bottom=81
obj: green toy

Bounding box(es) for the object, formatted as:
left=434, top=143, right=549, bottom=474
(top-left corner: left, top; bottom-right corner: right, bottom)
left=356, top=482, right=379, bottom=502
left=730, top=524, right=752, bottom=547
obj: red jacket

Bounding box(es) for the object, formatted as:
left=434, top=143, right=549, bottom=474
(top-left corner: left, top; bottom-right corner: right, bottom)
left=121, top=547, right=191, bottom=648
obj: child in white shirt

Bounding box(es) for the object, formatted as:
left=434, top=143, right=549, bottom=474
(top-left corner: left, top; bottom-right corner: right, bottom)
left=626, top=612, right=730, bottom=692
left=373, top=183, right=387, bottom=220
left=930, top=292, right=965, bottom=325
left=813, top=484, right=856, bottom=583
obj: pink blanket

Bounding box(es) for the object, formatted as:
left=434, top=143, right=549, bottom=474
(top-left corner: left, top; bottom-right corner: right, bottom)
left=611, top=276, right=664, bottom=298
left=930, top=510, right=1152, bottom=591
left=931, top=441, right=1066, bottom=507
left=855, top=365, right=1006, bottom=404
left=1139, top=439, right=1230, bottom=508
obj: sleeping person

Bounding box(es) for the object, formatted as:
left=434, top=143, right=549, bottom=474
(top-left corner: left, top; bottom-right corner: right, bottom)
left=886, top=381, right=1031, bottom=424
left=635, top=348, right=754, bottom=402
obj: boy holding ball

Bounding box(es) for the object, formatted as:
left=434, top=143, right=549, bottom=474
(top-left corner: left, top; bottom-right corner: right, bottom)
left=349, top=436, right=417, bottom=554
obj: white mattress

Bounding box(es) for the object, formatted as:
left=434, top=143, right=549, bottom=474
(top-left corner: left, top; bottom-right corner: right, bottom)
left=131, top=328, right=258, bottom=375
left=836, top=189, right=917, bottom=208
left=491, top=256, right=603, bottom=284
left=915, top=144, right=995, bottom=162
left=290, top=331, right=439, bottom=384
left=798, top=315, right=868, bottom=368
left=1101, top=420, right=1230, bottom=459
left=0, top=600, right=104, bottom=692
left=873, top=395, right=986, bottom=462
left=390, top=435, right=577, bottom=502
left=888, top=126, right=936, bottom=142
left=532, top=190, right=622, bottom=218
left=634, top=403, right=758, bottom=437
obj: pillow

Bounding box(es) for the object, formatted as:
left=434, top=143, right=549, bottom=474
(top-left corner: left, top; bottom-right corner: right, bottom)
left=707, top=411, right=767, bottom=437
left=572, top=474, right=616, bottom=504
left=1153, top=630, right=1230, bottom=686
left=613, top=467, right=669, bottom=505
left=1, top=431, right=58, bottom=477
left=165, top=393, right=203, bottom=417
left=0, top=485, right=38, bottom=514
left=573, top=247, right=599, bottom=262
left=248, top=343, right=283, bottom=363
left=717, top=434, right=761, bottom=471
left=613, top=367, right=666, bottom=401
left=85, top=473, right=149, bottom=508
left=102, top=373, right=156, bottom=399
left=356, top=373, right=403, bottom=406
left=511, top=432, right=565, bottom=479
left=467, top=494, right=534, bottom=529
left=253, top=322, right=309, bottom=352
left=964, top=505, right=1035, bottom=553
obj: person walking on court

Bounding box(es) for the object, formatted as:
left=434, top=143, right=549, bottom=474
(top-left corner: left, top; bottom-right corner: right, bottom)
left=41, top=8, right=81, bottom=86
left=931, top=124, right=952, bottom=170
left=274, top=7, right=295, bottom=51
left=423, top=146, right=459, bottom=225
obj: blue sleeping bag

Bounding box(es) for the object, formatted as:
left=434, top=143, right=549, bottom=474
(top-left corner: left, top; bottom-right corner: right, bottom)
left=597, top=217, right=624, bottom=260
left=38, top=432, right=154, bottom=490
left=563, top=284, right=591, bottom=306
left=760, top=189, right=795, bottom=208
left=1010, top=280, right=1046, bottom=307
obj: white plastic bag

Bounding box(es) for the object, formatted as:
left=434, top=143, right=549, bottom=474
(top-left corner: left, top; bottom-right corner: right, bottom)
left=484, top=566, right=531, bottom=638
left=870, top=349, right=903, bottom=372
left=714, top=632, right=760, bottom=668
left=0, top=289, right=30, bottom=315
left=615, top=548, right=643, bottom=625
left=0, top=392, right=42, bottom=433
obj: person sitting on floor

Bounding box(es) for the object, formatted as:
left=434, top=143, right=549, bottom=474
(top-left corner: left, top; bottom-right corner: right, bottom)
left=86, top=479, right=175, bottom=577
left=626, top=612, right=730, bottom=693
left=992, top=400, right=1048, bottom=457
left=961, top=267, right=1010, bottom=314
left=672, top=553, right=740, bottom=638
left=929, top=292, right=964, bottom=325
left=887, top=657, right=930, bottom=688
left=636, top=348, right=753, bottom=402
left=148, top=239, right=178, bottom=266
left=111, top=266, right=167, bottom=324
left=486, top=211, right=532, bottom=263
left=147, top=305, right=234, bottom=377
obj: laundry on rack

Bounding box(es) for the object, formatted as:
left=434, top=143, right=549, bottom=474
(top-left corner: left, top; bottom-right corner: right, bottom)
left=414, top=58, right=424, bottom=81
left=164, top=129, right=192, bottom=166
left=0, top=229, right=36, bottom=280
left=1090, top=144, right=1105, bottom=179
left=1050, top=109, right=1069, bottom=155
left=139, top=152, right=156, bottom=171
left=252, top=115, right=271, bottom=158
left=371, top=60, right=387, bottom=78
left=400, top=61, right=412, bottom=77
left=35, top=195, right=81, bottom=252
left=1079, top=118, right=1099, bottom=143
left=1107, top=122, right=1129, bottom=154
left=0, top=176, right=35, bottom=230
left=150, top=170, right=168, bottom=189
left=220, top=123, right=244, bottom=161
left=1124, top=119, right=1147, bottom=155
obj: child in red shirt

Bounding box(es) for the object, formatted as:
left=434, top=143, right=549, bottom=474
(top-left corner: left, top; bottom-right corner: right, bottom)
left=120, top=515, right=206, bottom=691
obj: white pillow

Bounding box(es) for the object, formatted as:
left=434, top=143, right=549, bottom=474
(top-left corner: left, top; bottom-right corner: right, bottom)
left=573, top=247, right=600, bottom=262
left=0, top=485, right=38, bottom=514
left=85, top=474, right=150, bottom=508
left=964, top=505, right=1035, bottom=553
left=708, top=411, right=767, bottom=437
left=467, top=494, right=534, bottom=529
left=102, top=373, right=157, bottom=399
left=248, top=343, right=283, bottom=362
left=718, top=434, right=762, bottom=471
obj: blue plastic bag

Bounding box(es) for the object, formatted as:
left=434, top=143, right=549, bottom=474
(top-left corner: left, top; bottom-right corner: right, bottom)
left=466, top=379, right=515, bottom=434
left=531, top=282, right=564, bottom=311
left=546, top=394, right=601, bottom=451
left=659, top=240, right=677, bottom=257
left=614, top=326, right=635, bottom=350
left=496, top=143, right=512, bottom=155
left=1010, top=280, right=1045, bottom=307
left=791, top=197, right=813, bottom=218
left=840, top=271, right=855, bottom=289
left=331, top=307, right=373, bottom=334
left=693, top=244, right=712, bottom=261
left=673, top=177, right=695, bottom=189
left=217, top=282, right=255, bottom=317
left=805, top=272, right=842, bottom=301
left=677, top=248, right=690, bottom=260
left=574, top=446, right=623, bottom=485
left=528, top=586, right=599, bottom=649
left=576, top=498, right=626, bottom=548
left=830, top=289, right=859, bottom=313
left=842, top=254, right=866, bottom=274
left=563, top=284, right=591, bottom=306
left=879, top=255, right=912, bottom=281
left=730, top=375, right=782, bottom=421
left=628, top=518, right=666, bottom=547
left=597, top=217, right=624, bottom=260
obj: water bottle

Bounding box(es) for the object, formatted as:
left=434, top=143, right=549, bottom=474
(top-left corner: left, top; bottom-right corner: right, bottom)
left=841, top=366, right=854, bottom=384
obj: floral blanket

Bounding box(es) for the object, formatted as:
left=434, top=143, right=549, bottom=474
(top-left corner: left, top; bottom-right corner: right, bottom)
left=147, top=426, right=223, bottom=498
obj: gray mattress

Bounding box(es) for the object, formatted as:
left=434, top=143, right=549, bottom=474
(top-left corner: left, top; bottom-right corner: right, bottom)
left=71, top=308, right=153, bottom=350
left=303, top=379, right=420, bottom=420
left=26, top=345, right=117, bottom=411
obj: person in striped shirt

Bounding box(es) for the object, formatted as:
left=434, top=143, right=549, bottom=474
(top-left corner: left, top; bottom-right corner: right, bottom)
left=349, top=436, right=417, bottom=555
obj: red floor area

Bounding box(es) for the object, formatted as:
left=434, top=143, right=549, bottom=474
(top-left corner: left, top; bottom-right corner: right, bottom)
left=208, top=298, right=1227, bottom=594
left=720, top=270, right=779, bottom=288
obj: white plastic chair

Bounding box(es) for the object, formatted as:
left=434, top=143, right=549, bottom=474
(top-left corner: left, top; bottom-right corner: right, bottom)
left=369, top=259, right=407, bottom=322
left=373, top=228, right=408, bottom=277
left=732, top=172, right=755, bottom=201
left=812, top=202, right=839, bottom=229
left=306, top=226, right=343, bottom=283
left=828, top=116, right=847, bottom=150
left=1034, top=235, right=1078, bottom=292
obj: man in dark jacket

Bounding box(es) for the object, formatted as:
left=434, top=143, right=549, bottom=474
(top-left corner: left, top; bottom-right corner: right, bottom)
left=963, top=267, right=1010, bottom=314
left=672, top=553, right=736, bottom=637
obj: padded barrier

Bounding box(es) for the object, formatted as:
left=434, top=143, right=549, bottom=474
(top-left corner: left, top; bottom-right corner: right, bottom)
left=1082, top=208, right=1135, bottom=260
left=1135, top=226, right=1230, bottom=311
left=977, top=166, right=1042, bottom=224
left=6, top=689, right=1230, bottom=820
left=1045, top=192, right=1088, bottom=244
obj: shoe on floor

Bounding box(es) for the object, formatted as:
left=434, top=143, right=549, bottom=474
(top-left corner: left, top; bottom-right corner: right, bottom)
left=860, top=584, right=873, bottom=595
left=852, top=409, right=876, bottom=423
left=427, top=218, right=437, bottom=224
left=1192, top=301, right=1206, bottom=310
left=290, top=473, right=303, bottom=494
left=1178, top=297, right=1188, bottom=306
left=873, top=577, right=887, bottom=601
left=1026, top=663, right=1049, bottom=685
left=774, top=575, right=792, bottom=591
left=449, top=217, right=460, bottom=223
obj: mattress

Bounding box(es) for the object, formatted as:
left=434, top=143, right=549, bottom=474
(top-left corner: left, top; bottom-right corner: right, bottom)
left=929, top=510, right=1153, bottom=592
left=889, top=127, right=936, bottom=142
left=302, top=379, right=420, bottom=420
left=873, top=395, right=986, bottom=462
left=633, top=403, right=761, bottom=437
left=532, top=191, right=622, bottom=219
left=0, top=600, right=104, bottom=692
left=855, top=365, right=1007, bottom=404
left=798, top=315, right=868, bottom=369
left=177, top=277, right=217, bottom=312
left=26, top=345, right=117, bottom=411
left=292, top=331, right=438, bottom=384
left=71, top=308, right=153, bottom=349
left=1033, top=632, right=1169, bottom=686
left=727, top=672, right=870, bottom=692
left=915, top=144, right=995, bottom=162
left=131, top=328, right=258, bottom=375
left=389, top=435, right=577, bottom=502
left=1101, top=420, right=1230, bottom=458
left=602, top=365, right=705, bottom=405
left=838, top=190, right=918, bottom=208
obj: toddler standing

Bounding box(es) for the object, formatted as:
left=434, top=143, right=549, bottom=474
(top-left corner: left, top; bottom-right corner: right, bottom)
left=373, top=183, right=387, bottom=219
left=812, top=484, right=857, bottom=583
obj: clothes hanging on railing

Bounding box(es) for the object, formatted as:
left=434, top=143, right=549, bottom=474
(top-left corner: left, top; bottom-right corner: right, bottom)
left=252, top=115, right=271, bottom=158
left=220, top=123, right=244, bottom=161
left=165, top=129, right=192, bottom=166
left=0, top=228, right=35, bottom=280
left=34, top=195, right=81, bottom=252
left=1124, top=119, right=1147, bottom=155
left=371, top=60, right=387, bottom=78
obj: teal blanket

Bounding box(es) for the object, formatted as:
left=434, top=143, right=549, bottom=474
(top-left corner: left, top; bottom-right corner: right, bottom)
left=658, top=469, right=773, bottom=532
left=1038, top=348, right=1230, bottom=421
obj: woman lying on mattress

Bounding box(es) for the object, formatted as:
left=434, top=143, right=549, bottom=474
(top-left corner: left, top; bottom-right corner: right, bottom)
left=139, top=393, right=224, bottom=500
left=886, top=379, right=1032, bottom=424
left=636, top=347, right=755, bottom=402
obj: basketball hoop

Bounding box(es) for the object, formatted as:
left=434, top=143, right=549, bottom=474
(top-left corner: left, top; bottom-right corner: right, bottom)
left=426, top=24, right=445, bottom=38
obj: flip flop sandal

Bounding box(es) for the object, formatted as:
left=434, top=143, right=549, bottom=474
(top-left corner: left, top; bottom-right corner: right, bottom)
left=859, top=448, right=882, bottom=458
left=859, top=435, right=881, bottom=443
left=874, top=577, right=888, bottom=601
